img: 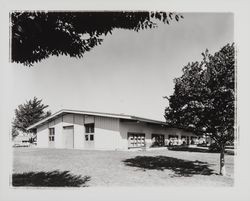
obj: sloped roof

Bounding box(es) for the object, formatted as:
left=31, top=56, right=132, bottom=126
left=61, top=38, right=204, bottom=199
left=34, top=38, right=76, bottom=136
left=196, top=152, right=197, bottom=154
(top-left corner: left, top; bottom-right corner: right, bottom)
left=27, top=109, right=166, bottom=130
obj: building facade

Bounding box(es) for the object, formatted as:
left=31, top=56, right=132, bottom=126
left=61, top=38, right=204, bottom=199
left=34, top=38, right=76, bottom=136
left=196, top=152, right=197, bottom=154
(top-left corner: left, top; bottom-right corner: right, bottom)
left=27, top=109, right=199, bottom=150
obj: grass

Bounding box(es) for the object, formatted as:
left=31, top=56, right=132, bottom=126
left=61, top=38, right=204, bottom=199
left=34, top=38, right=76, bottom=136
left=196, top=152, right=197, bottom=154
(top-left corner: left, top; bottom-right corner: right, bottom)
left=13, top=147, right=234, bottom=187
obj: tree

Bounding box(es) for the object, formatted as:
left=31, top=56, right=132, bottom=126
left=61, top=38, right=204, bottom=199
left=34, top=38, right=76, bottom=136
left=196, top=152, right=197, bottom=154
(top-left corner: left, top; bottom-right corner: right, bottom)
left=11, top=127, right=19, bottom=140
left=12, top=97, right=51, bottom=138
left=11, top=11, right=183, bottom=66
left=164, top=44, right=235, bottom=175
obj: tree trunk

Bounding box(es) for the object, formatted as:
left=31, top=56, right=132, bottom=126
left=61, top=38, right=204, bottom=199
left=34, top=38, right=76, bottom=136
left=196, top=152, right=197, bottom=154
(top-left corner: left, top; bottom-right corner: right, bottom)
left=219, top=144, right=226, bottom=176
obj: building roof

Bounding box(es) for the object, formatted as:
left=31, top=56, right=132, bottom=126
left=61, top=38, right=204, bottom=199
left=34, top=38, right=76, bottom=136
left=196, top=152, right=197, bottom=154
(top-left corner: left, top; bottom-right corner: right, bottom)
left=27, top=109, right=167, bottom=130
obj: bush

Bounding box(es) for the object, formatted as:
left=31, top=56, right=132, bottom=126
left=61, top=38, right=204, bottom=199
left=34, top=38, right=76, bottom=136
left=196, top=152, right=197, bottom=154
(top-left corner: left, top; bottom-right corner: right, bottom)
left=197, top=142, right=208, bottom=147
left=209, top=143, right=221, bottom=153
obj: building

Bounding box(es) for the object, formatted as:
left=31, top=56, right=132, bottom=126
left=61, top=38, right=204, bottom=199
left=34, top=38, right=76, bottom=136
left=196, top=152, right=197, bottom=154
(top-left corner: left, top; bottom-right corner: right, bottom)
left=27, top=109, right=199, bottom=150
left=13, top=134, right=31, bottom=147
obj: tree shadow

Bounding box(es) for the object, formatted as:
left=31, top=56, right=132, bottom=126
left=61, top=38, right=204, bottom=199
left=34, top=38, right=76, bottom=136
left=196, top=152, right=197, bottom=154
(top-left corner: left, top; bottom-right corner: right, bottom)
left=12, top=170, right=91, bottom=187
left=168, top=146, right=211, bottom=153
left=168, top=146, right=234, bottom=155
left=123, top=156, right=214, bottom=177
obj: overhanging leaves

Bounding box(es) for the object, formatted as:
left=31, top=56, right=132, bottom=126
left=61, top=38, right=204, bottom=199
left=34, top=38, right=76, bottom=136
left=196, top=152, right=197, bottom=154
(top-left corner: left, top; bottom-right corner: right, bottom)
left=11, top=11, right=183, bottom=66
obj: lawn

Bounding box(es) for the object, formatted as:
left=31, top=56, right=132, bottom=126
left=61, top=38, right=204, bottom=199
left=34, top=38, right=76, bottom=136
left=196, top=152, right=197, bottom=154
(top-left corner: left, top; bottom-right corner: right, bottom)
left=12, top=147, right=234, bottom=187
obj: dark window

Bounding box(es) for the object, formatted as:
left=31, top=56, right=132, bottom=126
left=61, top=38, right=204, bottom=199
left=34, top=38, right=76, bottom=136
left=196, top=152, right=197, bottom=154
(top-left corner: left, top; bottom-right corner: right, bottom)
left=49, top=128, right=55, bottom=142
left=151, top=134, right=165, bottom=147
left=90, top=134, right=94, bottom=141
left=85, top=123, right=94, bottom=133
left=85, top=135, right=88, bottom=141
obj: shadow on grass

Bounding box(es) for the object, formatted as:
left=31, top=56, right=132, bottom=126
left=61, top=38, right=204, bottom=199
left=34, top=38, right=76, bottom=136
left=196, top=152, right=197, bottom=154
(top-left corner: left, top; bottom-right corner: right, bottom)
left=12, top=170, right=91, bottom=187
left=123, top=156, right=214, bottom=177
left=168, top=146, right=234, bottom=155
left=168, top=146, right=211, bottom=153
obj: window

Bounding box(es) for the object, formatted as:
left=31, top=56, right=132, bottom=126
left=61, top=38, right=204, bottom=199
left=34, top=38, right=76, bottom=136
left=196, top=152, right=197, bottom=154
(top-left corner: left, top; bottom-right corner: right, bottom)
left=190, top=136, right=198, bottom=144
left=85, top=134, right=94, bottom=141
left=49, top=128, right=55, bottom=142
left=128, top=133, right=145, bottom=148
left=168, top=134, right=180, bottom=146
left=85, top=135, right=88, bottom=141
left=85, top=123, right=94, bottom=133
left=90, top=134, right=94, bottom=141
left=151, top=134, right=165, bottom=147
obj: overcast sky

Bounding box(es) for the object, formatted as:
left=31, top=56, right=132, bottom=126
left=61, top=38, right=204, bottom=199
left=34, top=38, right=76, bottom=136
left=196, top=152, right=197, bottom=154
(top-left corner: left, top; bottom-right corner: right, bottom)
left=7, top=12, right=233, bottom=121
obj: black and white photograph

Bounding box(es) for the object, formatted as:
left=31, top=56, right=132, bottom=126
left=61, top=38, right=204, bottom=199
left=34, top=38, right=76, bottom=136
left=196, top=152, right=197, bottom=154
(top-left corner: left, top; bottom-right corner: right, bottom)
left=1, top=0, right=250, bottom=201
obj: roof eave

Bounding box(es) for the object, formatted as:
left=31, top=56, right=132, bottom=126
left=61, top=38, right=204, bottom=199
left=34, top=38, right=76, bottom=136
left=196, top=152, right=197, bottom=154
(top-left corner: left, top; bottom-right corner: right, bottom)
left=26, top=109, right=166, bottom=130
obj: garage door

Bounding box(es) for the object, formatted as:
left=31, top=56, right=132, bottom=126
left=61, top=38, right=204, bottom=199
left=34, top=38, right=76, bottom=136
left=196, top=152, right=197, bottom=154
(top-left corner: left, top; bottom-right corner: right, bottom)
left=63, top=126, right=74, bottom=149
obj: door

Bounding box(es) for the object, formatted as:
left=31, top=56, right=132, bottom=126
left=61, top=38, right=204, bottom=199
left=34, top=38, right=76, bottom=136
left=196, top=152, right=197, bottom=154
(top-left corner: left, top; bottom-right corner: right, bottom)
left=84, top=123, right=95, bottom=149
left=84, top=133, right=95, bottom=149
left=63, top=126, right=74, bottom=149
left=48, top=128, right=55, bottom=148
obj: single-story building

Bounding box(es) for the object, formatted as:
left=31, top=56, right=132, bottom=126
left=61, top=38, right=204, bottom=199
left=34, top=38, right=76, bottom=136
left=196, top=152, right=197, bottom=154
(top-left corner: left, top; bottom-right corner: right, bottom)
left=27, top=109, right=200, bottom=150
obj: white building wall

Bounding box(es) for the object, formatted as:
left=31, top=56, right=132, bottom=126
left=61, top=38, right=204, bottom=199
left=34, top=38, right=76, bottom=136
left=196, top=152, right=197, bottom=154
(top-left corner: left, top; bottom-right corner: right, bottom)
left=54, top=117, right=64, bottom=148
left=46, top=117, right=64, bottom=148
left=36, top=114, right=121, bottom=150
left=119, top=121, right=156, bottom=149
left=94, top=116, right=120, bottom=150
left=35, top=113, right=197, bottom=150
left=119, top=121, right=197, bottom=149
left=62, top=114, right=74, bottom=124
left=73, top=114, right=85, bottom=149
left=62, top=113, right=85, bottom=149
left=165, top=128, right=196, bottom=139
left=85, top=115, right=94, bottom=124
left=36, top=116, right=65, bottom=148
left=37, top=124, right=49, bottom=148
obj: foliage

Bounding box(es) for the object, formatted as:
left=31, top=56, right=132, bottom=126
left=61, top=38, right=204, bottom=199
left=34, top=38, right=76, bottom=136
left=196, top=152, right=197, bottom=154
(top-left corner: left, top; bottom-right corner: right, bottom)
left=209, top=142, right=221, bottom=152
left=12, top=171, right=90, bottom=187
left=11, top=127, right=19, bottom=139
left=165, top=43, right=235, bottom=146
left=12, top=97, right=51, bottom=136
left=11, top=11, right=183, bottom=66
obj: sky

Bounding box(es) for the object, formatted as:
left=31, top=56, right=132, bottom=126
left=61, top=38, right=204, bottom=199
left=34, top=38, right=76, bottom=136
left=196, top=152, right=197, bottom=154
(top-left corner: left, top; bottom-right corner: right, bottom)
left=7, top=13, right=234, bottom=122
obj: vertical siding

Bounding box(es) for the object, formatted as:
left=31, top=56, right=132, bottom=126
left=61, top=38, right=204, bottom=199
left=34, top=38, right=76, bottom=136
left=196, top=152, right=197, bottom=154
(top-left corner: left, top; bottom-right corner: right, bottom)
left=94, top=116, right=120, bottom=150
left=61, top=114, right=85, bottom=149
left=48, top=120, right=55, bottom=127
left=73, top=114, right=85, bottom=149
left=119, top=121, right=197, bottom=149
left=119, top=121, right=153, bottom=149
left=36, top=116, right=64, bottom=148
left=61, top=114, right=77, bottom=149
left=53, top=116, right=64, bottom=148
left=95, top=116, right=119, bottom=131
left=85, top=115, right=94, bottom=124
left=63, top=114, right=74, bottom=124
left=36, top=113, right=197, bottom=151
left=37, top=124, right=49, bottom=148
